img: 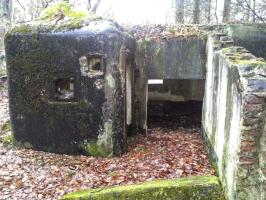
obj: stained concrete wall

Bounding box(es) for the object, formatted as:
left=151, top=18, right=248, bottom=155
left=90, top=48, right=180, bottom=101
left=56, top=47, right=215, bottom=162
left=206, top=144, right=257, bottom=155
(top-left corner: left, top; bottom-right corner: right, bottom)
left=227, top=24, right=266, bottom=60
left=202, top=34, right=266, bottom=200
left=139, top=36, right=207, bottom=79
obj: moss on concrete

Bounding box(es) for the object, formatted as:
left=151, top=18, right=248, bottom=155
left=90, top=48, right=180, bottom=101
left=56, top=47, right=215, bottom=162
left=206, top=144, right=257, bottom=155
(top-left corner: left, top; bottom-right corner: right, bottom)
left=222, top=47, right=266, bottom=67
left=83, top=122, right=113, bottom=157
left=0, top=121, right=33, bottom=149
left=61, top=175, right=222, bottom=200
left=85, top=142, right=111, bottom=157
left=232, top=59, right=266, bottom=66
left=5, top=2, right=104, bottom=35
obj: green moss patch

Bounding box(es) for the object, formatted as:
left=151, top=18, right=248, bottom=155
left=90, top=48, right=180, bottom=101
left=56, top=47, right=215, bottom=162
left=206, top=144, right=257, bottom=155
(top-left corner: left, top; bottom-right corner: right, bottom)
left=40, top=1, right=87, bottom=21
left=61, top=175, right=222, bottom=200
left=1, top=120, right=11, bottom=135
left=222, top=47, right=266, bottom=67
left=85, top=141, right=112, bottom=157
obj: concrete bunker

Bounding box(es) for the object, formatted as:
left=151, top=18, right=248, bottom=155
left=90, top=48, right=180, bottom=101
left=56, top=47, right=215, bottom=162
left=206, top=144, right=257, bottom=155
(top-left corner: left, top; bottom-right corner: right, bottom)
left=4, top=20, right=135, bottom=157
left=4, top=20, right=266, bottom=200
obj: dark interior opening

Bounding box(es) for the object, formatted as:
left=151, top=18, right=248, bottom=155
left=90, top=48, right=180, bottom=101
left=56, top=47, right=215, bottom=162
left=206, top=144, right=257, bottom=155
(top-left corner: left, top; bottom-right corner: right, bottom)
left=147, top=79, right=203, bottom=133
left=88, top=54, right=102, bottom=72
left=54, top=77, right=75, bottom=102
left=148, top=101, right=202, bottom=132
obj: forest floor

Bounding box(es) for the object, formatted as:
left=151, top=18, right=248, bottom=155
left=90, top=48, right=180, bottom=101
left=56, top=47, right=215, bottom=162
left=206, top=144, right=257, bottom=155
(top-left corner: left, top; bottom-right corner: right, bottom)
left=0, top=79, right=215, bottom=200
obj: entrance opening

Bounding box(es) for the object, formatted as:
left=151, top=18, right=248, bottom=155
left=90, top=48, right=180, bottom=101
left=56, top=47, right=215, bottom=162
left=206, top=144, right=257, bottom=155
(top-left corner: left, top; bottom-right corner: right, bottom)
left=147, top=79, right=204, bottom=132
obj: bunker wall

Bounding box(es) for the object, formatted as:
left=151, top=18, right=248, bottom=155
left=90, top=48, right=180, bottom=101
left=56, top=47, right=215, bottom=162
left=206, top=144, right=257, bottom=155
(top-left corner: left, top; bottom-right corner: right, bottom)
left=139, top=36, right=206, bottom=80
left=202, top=34, right=266, bottom=200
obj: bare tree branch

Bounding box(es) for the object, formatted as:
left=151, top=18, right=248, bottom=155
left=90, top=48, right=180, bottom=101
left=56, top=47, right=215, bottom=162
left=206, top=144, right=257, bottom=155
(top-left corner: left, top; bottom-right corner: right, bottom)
left=16, top=0, right=26, bottom=11
left=242, top=0, right=265, bottom=22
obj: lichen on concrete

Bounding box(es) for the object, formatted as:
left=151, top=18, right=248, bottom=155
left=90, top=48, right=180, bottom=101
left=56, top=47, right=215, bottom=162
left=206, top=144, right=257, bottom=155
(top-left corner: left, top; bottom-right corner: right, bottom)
left=222, top=47, right=266, bottom=67
left=106, top=74, right=115, bottom=89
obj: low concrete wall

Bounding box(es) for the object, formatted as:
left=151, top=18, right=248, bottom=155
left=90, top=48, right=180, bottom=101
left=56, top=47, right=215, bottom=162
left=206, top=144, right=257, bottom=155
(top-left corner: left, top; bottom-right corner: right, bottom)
left=202, top=34, right=266, bottom=200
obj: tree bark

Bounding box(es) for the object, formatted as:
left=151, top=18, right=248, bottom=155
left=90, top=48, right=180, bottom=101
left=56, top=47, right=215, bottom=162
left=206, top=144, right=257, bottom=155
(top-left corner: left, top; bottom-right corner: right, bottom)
left=193, top=0, right=200, bottom=24
left=175, top=0, right=184, bottom=23
left=223, top=0, right=231, bottom=22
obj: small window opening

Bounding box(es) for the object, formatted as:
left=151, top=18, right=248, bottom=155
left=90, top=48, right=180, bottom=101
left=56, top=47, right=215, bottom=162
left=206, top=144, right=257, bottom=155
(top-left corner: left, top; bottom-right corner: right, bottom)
left=88, top=55, right=102, bottom=71
left=148, top=79, right=164, bottom=84
left=79, top=54, right=103, bottom=77
left=54, top=77, right=75, bottom=101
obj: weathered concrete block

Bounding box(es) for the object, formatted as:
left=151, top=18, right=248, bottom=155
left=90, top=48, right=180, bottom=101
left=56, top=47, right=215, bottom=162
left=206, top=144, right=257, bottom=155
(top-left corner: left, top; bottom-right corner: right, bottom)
left=4, top=20, right=135, bottom=156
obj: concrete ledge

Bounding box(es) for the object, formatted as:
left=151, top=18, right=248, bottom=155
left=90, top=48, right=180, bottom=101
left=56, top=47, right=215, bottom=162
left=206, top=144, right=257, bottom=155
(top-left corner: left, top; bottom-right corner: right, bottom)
left=61, top=175, right=222, bottom=200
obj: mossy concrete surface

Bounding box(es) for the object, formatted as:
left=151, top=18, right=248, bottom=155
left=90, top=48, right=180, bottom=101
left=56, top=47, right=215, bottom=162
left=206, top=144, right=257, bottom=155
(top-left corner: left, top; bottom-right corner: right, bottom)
left=61, top=175, right=223, bottom=200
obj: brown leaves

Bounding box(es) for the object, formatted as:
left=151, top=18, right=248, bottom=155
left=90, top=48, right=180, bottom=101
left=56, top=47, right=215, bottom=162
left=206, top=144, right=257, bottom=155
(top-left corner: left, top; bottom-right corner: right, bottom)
left=0, top=127, right=215, bottom=199
left=125, top=24, right=205, bottom=40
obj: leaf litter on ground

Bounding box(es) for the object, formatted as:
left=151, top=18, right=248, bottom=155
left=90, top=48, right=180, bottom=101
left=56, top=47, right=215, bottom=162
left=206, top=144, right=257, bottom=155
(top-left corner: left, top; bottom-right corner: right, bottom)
left=0, top=80, right=215, bottom=200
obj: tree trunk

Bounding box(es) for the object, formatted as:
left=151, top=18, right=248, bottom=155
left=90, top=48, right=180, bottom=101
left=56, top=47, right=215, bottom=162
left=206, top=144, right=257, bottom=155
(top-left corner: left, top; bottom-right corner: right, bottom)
left=175, top=0, right=184, bottom=23
left=193, top=0, right=200, bottom=24
left=91, top=0, right=101, bottom=14
left=214, top=0, right=218, bottom=23
left=207, top=0, right=211, bottom=23
left=0, top=0, right=12, bottom=25
left=245, top=0, right=251, bottom=21
left=223, top=0, right=231, bottom=22
left=252, top=0, right=256, bottom=22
